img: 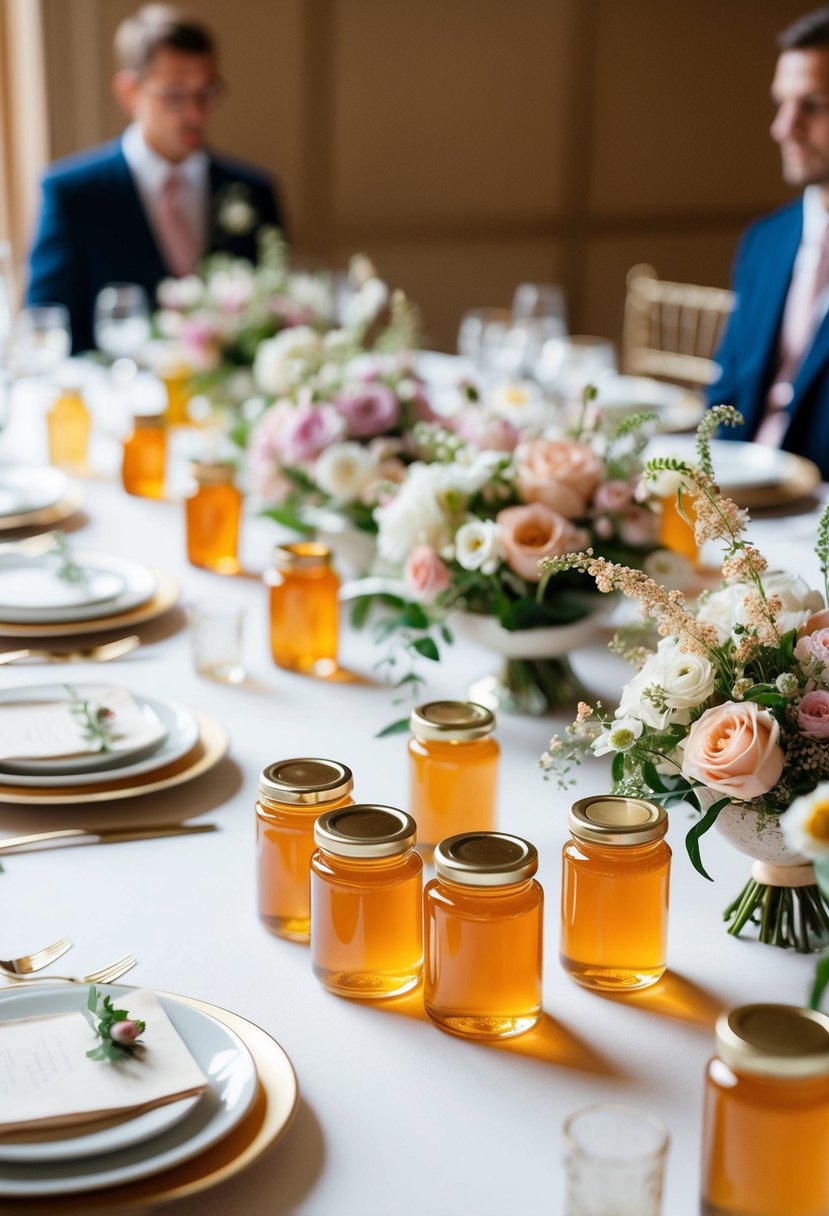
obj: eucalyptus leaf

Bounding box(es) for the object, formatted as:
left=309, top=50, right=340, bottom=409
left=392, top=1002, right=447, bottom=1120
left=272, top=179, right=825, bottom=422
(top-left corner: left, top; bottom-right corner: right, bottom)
left=685, top=796, right=730, bottom=882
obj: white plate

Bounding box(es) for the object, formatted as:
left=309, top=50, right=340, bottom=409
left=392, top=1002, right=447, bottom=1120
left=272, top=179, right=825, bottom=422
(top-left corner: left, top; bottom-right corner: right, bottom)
left=0, top=687, right=197, bottom=787
left=0, top=985, right=258, bottom=1196
left=0, top=556, right=125, bottom=612
left=594, top=374, right=704, bottom=433
left=0, top=552, right=157, bottom=625
left=646, top=435, right=796, bottom=490
left=0, top=1093, right=201, bottom=1164
left=0, top=466, right=69, bottom=518
left=1, top=694, right=167, bottom=776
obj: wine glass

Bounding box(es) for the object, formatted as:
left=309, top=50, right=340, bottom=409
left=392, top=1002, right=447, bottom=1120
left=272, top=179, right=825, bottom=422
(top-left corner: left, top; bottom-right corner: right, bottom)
left=93, top=283, right=151, bottom=359
left=512, top=282, right=568, bottom=369
left=13, top=305, right=72, bottom=377
left=535, top=335, right=617, bottom=401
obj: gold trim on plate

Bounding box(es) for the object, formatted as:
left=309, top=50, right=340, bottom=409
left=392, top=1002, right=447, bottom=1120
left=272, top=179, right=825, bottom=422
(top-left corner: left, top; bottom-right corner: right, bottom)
left=0, top=484, right=85, bottom=533
left=723, top=453, right=821, bottom=510
left=0, top=568, right=179, bottom=638
left=0, top=712, right=229, bottom=804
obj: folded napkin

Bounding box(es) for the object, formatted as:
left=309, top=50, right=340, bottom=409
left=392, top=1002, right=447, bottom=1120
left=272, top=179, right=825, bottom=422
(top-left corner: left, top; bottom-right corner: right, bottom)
left=0, top=990, right=208, bottom=1136
left=0, top=687, right=165, bottom=762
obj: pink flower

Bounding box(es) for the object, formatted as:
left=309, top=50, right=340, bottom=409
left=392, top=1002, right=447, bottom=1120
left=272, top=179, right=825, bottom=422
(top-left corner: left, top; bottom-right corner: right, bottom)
left=451, top=408, right=520, bottom=452
left=335, top=384, right=400, bottom=438
left=267, top=296, right=314, bottom=327
left=681, top=701, right=785, bottom=801
left=795, top=629, right=829, bottom=667
left=618, top=505, right=659, bottom=547
left=281, top=402, right=344, bottom=464
left=180, top=314, right=223, bottom=371
left=800, top=608, right=829, bottom=636
left=797, top=690, right=829, bottom=738
left=515, top=439, right=604, bottom=518
left=110, top=1019, right=143, bottom=1045
left=593, top=479, right=633, bottom=513
left=404, top=546, right=450, bottom=601
left=496, top=503, right=589, bottom=583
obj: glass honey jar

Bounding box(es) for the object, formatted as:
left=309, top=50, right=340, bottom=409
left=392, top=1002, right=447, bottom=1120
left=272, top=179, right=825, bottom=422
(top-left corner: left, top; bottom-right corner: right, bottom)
left=121, top=411, right=167, bottom=499
left=658, top=481, right=698, bottom=566
left=560, top=795, right=671, bottom=991
left=424, top=832, right=543, bottom=1039
left=47, top=381, right=90, bottom=472
left=256, top=758, right=353, bottom=943
left=185, top=461, right=242, bottom=574
left=408, top=701, right=500, bottom=856
left=267, top=542, right=339, bottom=675
left=701, top=1004, right=829, bottom=1216
left=310, top=804, right=423, bottom=998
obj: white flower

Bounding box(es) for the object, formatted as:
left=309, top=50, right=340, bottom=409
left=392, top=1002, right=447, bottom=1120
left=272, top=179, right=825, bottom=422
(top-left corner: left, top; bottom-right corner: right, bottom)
left=488, top=379, right=550, bottom=429
left=226, top=369, right=256, bottom=404
left=374, top=465, right=452, bottom=562
left=314, top=443, right=377, bottom=503
left=643, top=548, right=692, bottom=592
left=206, top=265, right=255, bottom=310
left=698, top=572, right=823, bottom=644
left=591, top=715, right=643, bottom=756
left=455, top=518, right=501, bottom=574
left=643, top=467, right=689, bottom=499
left=219, top=198, right=257, bottom=235
left=323, top=328, right=352, bottom=352
left=342, top=278, right=389, bottom=330
left=156, top=275, right=204, bottom=310
left=155, top=308, right=186, bottom=338
left=288, top=273, right=335, bottom=321
left=696, top=584, right=743, bottom=645
left=253, top=327, right=322, bottom=395
left=656, top=636, right=716, bottom=711
left=780, top=784, right=829, bottom=859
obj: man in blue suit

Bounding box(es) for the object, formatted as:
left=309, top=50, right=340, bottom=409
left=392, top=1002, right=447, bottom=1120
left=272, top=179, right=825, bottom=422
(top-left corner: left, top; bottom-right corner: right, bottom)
left=709, top=7, right=829, bottom=477
left=26, top=5, right=283, bottom=353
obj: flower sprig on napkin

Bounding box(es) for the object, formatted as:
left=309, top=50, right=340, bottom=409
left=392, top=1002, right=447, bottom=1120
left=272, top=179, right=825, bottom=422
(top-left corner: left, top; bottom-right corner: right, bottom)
left=65, top=685, right=116, bottom=753
left=82, top=986, right=146, bottom=1061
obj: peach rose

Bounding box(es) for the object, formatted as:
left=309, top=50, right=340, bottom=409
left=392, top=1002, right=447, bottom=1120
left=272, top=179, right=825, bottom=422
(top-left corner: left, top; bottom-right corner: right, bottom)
left=515, top=439, right=604, bottom=519
left=681, top=701, right=785, bottom=801
left=799, top=608, right=829, bottom=637
left=496, top=503, right=589, bottom=583
left=404, top=546, right=450, bottom=601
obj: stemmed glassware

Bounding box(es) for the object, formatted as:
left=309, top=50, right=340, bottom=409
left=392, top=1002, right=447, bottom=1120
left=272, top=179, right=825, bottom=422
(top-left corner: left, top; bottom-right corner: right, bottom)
left=12, top=305, right=71, bottom=378
left=93, top=284, right=151, bottom=361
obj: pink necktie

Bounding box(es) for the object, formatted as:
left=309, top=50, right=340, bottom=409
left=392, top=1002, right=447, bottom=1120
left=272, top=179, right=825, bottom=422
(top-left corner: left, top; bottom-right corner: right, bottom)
left=155, top=172, right=200, bottom=278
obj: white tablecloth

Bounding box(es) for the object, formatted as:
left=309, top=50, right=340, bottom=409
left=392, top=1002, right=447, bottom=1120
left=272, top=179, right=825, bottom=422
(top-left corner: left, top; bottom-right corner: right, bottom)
left=0, top=394, right=822, bottom=1216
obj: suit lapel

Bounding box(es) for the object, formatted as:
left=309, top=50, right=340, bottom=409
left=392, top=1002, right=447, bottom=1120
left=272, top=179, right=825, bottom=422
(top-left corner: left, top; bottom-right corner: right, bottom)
left=789, top=300, right=829, bottom=413
left=109, top=147, right=168, bottom=279
left=746, top=206, right=802, bottom=398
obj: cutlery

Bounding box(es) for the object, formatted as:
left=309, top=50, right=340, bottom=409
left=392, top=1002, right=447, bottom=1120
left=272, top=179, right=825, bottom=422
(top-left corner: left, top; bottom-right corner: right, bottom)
left=0, top=936, right=72, bottom=976
left=0, top=635, right=140, bottom=665
left=0, top=823, right=217, bottom=854
left=0, top=533, right=58, bottom=558
left=2, top=953, right=138, bottom=986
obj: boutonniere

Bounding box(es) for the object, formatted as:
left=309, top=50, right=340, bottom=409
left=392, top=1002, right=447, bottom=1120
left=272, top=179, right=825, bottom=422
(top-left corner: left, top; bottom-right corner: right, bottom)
left=215, top=183, right=258, bottom=236
left=83, top=986, right=146, bottom=1061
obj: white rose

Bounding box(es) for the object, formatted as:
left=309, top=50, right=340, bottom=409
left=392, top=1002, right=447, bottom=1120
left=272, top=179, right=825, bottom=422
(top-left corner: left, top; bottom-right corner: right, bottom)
left=156, top=275, right=204, bottom=310
left=617, top=654, right=671, bottom=730
left=288, top=273, right=335, bottom=321
left=744, top=571, right=823, bottom=636
left=207, top=266, right=255, bottom=309
left=374, top=464, right=452, bottom=562
left=455, top=518, right=501, bottom=574
left=253, top=327, right=322, bottom=395
left=342, top=278, right=389, bottom=330
left=315, top=443, right=377, bottom=503
left=655, top=636, right=715, bottom=712
left=643, top=548, right=692, bottom=592
left=155, top=308, right=186, bottom=339
left=696, top=584, right=743, bottom=644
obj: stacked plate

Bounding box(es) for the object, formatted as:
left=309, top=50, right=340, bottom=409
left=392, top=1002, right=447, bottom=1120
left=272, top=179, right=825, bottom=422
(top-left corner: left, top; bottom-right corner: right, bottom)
left=0, top=465, right=83, bottom=531
left=0, top=984, right=298, bottom=1200
left=592, top=374, right=705, bottom=433
left=0, top=550, right=179, bottom=637
left=646, top=435, right=822, bottom=509
left=0, top=684, right=228, bottom=805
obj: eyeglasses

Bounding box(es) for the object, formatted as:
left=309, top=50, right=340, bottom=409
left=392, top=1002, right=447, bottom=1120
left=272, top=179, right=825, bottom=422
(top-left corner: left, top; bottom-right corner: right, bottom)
left=140, top=78, right=226, bottom=112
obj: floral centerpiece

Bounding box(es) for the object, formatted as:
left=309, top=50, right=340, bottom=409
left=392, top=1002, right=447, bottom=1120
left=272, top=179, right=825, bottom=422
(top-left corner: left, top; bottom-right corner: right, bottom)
left=540, top=406, right=829, bottom=950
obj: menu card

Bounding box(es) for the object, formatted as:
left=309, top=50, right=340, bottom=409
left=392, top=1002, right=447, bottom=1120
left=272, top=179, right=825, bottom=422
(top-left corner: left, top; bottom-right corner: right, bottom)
left=0, top=687, right=165, bottom=761
left=0, top=991, right=208, bottom=1135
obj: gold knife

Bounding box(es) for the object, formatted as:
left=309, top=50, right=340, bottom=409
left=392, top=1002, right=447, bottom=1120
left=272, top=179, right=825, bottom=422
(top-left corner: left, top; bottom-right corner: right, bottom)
left=0, top=823, right=217, bottom=853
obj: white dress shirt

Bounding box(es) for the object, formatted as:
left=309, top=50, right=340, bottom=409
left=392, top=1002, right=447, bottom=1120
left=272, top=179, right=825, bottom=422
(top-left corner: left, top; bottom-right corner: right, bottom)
left=121, top=123, right=209, bottom=259
left=784, top=184, right=829, bottom=341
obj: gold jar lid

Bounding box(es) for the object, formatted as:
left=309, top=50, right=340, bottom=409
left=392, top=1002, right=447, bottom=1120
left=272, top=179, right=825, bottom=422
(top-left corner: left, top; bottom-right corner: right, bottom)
left=314, top=804, right=416, bottom=858
left=192, top=460, right=236, bottom=486
left=132, top=411, right=166, bottom=428
left=410, top=700, right=495, bottom=742
left=434, top=832, right=538, bottom=886
left=569, top=795, right=667, bottom=846
left=259, top=758, right=353, bottom=806
left=715, top=1005, right=829, bottom=1079
left=273, top=542, right=332, bottom=570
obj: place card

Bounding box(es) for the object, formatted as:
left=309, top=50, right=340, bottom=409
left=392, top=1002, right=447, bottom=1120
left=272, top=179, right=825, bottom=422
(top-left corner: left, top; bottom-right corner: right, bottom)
left=0, top=687, right=164, bottom=761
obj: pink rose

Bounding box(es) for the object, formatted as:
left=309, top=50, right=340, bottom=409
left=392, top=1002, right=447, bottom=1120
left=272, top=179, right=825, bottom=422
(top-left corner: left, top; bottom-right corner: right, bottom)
left=617, top=505, right=659, bottom=547
left=682, top=701, right=785, bottom=801
left=593, top=479, right=633, bottom=513
left=515, top=439, right=604, bottom=519
left=800, top=608, right=829, bottom=636
left=281, top=403, right=344, bottom=464
left=795, top=629, right=829, bottom=667
left=110, top=1019, right=143, bottom=1045
left=496, top=503, right=589, bottom=583
left=335, top=384, right=401, bottom=438
left=404, top=546, right=450, bottom=601
left=451, top=408, right=520, bottom=452
left=797, top=689, right=829, bottom=738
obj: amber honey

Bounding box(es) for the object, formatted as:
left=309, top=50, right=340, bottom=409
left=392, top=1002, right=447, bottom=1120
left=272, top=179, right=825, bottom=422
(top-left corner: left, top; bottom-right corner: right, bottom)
left=163, top=370, right=192, bottom=426
left=267, top=543, right=339, bottom=675
left=256, top=758, right=353, bottom=942
left=701, top=1005, right=829, bottom=1216
left=186, top=462, right=242, bottom=574
left=408, top=701, right=499, bottom=854
left=659, top=489, right=698, bottom=565
left=122, top=413, right=166, bottom=498
left=561, top=795, right=671, bottom=990
left=47, top=389, right=90, bottom=472
left=310, top=805, right=423, bottom=998
left=425, top=832, right=543, bottom=1038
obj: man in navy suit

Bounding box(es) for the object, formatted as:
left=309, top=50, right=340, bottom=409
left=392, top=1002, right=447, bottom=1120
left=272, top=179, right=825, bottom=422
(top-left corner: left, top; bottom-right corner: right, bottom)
left=26, top=4, right=283, bottom=353
left=709, top=7, right=829, bottom=477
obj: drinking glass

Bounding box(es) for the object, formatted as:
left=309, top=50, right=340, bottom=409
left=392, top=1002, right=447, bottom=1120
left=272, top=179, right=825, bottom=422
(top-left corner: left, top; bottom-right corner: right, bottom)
left=94, top=284, right=151, bottom=359
left=562, top=1103, right=669, bottom=1216
left=13, top=305, right=71, bottom=377
left=512, top=282, right=568, bottom=370
left=457, top=307, right=530, bottom=379
left=535, top=335, right=617, bottom=400
left=189, top=603, right=246, bottom=684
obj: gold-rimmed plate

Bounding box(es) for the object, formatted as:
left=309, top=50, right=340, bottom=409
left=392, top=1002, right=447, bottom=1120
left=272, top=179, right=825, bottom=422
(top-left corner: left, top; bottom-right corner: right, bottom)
left=0, top=483, right=85, bottom=533
left=0, top=712, right=228, bottom=804
left=0, top=991, right=299, bottom=1212
left=0, top=568, right=179, bottom=638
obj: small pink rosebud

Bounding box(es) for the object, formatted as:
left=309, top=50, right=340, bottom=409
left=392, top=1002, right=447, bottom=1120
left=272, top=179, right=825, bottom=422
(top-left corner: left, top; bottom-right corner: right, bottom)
left=110, top=1019, right=143, bottom=1045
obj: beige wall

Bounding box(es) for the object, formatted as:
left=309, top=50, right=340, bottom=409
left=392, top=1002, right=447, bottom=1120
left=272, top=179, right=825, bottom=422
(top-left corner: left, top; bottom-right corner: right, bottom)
left=40, top=0, right=810, bottom=350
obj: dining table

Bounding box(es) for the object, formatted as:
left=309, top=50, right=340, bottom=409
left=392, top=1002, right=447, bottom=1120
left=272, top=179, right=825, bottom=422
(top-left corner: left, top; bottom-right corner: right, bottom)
left=0, top=381, right=823, bottom=1216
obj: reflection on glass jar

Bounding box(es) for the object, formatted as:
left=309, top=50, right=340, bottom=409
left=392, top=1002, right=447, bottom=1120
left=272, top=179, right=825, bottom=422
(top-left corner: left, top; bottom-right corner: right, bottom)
left=267, top=542, right=339, bottom=675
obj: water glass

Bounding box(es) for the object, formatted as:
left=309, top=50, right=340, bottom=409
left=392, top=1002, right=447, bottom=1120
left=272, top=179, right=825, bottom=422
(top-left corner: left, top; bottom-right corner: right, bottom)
left=189, top=603, right=246, bottom=684
left=535, top=335, right=617, bottom=400
left=512, top=281, right=567, bottom=328
left=13, top=305, right=71, bottom=376
left=94, top=283, right=151, bottom=359
left=562, top=1103, right=669, bottom=1216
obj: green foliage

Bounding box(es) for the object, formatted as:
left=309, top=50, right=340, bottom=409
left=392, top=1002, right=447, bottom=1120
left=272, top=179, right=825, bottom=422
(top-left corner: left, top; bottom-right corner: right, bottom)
left=82, top=986, right=146, bottom=1062
left=685, top=796, right=729, bottom=882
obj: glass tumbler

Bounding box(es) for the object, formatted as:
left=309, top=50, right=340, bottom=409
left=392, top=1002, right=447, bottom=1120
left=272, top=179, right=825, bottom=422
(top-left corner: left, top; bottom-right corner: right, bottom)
left=188, top=603, right=245, bottom=684
left=563, top=1103, right=669, bottom=1216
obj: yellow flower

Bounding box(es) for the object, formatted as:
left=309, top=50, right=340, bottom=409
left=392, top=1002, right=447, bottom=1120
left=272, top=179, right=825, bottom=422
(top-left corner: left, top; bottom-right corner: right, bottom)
left=780, top=784, right=829, bottom=859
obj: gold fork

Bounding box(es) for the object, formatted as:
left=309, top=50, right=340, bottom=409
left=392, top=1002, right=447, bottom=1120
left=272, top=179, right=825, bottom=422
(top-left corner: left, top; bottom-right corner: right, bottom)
left=0, top=936, right=73, bottom=976
left=0, top=636, right=140, bottom=665
left=2, top=953, right=138, bottom=987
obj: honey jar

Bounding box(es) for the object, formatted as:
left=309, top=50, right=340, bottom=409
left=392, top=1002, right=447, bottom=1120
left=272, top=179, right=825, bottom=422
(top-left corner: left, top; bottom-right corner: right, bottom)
left=424, top=832, right=543, bottom=1038
left=47, top=382, right=90, bottom=472
left=701, top=1004, right=829, bottom=1216
left=185, top=460, right=242, bottom=574
left=256, top=757, right=354, bottom=942
left=310, top=804, right=423, bottom=998
left=267, top=542, right=339, bottom=675
left=560, top=795, right=671, bottom=990
left=408, top=701, right=499, bottom=854
left=121, top=411, right=166, bottom=498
